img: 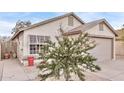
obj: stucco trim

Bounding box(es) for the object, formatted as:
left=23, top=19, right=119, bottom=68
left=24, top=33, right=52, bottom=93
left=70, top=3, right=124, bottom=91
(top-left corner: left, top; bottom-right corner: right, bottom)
left=63, top=30, right=82, bottom=36
left=64, top=30, right=114, bottom=39
left=88, top=34, right=114, bottom=39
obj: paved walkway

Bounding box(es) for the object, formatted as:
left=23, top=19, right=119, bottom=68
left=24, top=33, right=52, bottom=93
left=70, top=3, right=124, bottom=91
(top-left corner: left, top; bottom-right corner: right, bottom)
left=1, top=58, right=124, bottom=81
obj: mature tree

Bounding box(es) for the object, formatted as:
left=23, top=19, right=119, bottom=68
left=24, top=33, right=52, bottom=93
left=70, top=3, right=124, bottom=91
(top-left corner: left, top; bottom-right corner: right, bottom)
left=12, top=20, right=31, bottom=34
left=37, top=30, right=101, bottom=81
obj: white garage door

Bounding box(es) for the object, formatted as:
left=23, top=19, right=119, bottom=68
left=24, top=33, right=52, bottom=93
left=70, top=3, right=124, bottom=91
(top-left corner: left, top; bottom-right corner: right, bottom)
left=89, top=37, right=113, bottom=62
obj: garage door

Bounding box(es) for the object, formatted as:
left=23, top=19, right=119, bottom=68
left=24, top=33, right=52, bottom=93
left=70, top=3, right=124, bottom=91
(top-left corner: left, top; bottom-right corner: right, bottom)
left=89, top=37, right=113, bottom=62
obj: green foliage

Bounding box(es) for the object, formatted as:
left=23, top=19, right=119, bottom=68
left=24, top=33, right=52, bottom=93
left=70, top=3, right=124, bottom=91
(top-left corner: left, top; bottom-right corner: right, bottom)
left=37, top=32, right=101, bottom=81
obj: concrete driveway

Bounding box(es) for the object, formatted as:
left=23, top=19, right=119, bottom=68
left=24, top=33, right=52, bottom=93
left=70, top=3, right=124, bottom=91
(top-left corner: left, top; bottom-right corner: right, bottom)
left=0, top=58, right=124, bottom=81
left=85, top=58, right=124, bottom=81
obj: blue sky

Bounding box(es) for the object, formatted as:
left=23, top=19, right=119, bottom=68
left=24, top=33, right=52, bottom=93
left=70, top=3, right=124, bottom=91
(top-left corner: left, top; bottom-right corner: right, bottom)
left=0, top=12, right=124, bottom=36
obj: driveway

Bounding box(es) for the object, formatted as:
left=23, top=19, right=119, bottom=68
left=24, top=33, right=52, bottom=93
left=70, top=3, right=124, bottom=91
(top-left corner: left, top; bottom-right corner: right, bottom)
left=85, top=58, right=124, bottom=81
left=0, top=58, right=124, bottom=81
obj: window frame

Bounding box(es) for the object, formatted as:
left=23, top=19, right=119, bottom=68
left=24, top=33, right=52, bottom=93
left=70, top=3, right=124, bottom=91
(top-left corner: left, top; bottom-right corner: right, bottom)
left=29, top=35, right=50, bottom=54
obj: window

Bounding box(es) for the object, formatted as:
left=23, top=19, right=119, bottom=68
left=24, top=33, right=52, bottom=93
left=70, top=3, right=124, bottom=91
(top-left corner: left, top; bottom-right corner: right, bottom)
left=99, top=23, right=104, bottom=31
left=29, top=35, right=50, bottom=54
left=30, top=45, right=37, bottom=54
left=68, top=16, right=74, bottom=26
left=44, top=36, right=50, bottom=42
left=37, top=36, right=44, bottom=43
left=30, top=35, right=37, bottom=43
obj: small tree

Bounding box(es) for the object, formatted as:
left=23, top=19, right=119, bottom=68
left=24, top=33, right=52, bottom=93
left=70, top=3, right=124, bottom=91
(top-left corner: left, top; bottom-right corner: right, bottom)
left=12, top=20, right=31, bottom=34
left=37, top=31, right=100, bottom=81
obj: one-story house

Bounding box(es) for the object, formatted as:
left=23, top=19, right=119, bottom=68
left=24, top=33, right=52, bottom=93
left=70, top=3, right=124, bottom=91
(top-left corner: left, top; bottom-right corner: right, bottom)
left=11, top=12, right=117, bottom=65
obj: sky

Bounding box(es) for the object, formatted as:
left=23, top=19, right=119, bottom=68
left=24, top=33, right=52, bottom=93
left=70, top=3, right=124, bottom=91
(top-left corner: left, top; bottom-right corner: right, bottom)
left=0, top=12, right=124, bottom=36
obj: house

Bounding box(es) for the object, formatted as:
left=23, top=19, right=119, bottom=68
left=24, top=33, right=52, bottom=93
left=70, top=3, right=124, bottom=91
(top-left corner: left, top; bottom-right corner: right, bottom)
left=11, top=12, right=117, bottom=65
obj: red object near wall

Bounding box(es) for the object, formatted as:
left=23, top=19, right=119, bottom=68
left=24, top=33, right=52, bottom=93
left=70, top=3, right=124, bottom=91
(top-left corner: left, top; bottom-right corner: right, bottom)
left=28, top=56, right=34, bottom=66
left=4, top=53, right=10, bottom=59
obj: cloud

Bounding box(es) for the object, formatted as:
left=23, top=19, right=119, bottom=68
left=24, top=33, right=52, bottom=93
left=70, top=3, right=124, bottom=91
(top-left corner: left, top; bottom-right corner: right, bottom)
left=0, top=20, right=15, bottom=36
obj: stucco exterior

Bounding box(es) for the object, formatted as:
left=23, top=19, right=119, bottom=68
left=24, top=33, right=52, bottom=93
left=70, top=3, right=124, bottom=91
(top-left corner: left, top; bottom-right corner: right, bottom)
left=11, top=13, right=116, bottom=65
left=22, top=16, right=82, bottom=61
left=13, top=32, right=24, bottom=62
left=86, top=24, right=115, bottom=37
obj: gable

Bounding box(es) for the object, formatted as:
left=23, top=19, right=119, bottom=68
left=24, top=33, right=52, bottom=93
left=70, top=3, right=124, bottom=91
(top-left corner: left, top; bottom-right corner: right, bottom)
left=11, top=12, right=84, bottom=40
left=86, top=22, right=115, bottom=37
left=23, top=15, right=83, bottom=47
left=24, top=15, right=83, bottom=35
left=22, top=13, right=84, bottom=31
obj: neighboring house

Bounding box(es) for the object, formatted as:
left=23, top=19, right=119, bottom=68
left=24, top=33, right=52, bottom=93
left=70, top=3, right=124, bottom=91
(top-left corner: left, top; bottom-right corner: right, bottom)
left=11, top=12, right=117, bottom=65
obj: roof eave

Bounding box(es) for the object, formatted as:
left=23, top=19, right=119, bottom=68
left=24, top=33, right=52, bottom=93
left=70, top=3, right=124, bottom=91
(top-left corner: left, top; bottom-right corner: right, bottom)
left=11, top=12, right=85, bottom=39
left=11, top=30, right=24, bottom=40
left=102, top=20, right=118, bottom=36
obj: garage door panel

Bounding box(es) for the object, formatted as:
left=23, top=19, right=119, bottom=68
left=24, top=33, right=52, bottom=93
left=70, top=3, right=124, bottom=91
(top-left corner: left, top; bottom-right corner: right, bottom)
left=89, top=37, right=112, bottom=62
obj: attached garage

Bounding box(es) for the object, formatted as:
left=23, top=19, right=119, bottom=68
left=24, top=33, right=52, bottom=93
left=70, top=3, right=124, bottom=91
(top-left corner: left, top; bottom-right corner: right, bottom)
left=65, top=18, right=117, bottom=62
left=89, top=37, right=113, bottom=62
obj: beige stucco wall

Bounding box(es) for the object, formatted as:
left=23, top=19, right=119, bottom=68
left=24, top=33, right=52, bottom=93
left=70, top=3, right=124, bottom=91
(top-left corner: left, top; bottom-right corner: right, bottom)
left=86, top=24, right=115, bottom=37
left=23, top=16, right=82, bottom=58
left=14, top=32, right=24, bottom=62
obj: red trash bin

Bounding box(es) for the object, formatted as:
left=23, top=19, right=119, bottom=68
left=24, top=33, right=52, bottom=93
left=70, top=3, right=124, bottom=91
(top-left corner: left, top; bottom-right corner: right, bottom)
left=28, top=56, right=34, bottom=66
